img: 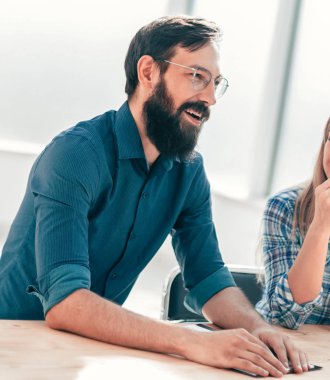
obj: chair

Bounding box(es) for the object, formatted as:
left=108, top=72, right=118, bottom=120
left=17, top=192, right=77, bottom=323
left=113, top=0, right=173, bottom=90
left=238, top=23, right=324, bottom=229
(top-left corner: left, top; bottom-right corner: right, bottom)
left=160, top=265, right=264, bottom=322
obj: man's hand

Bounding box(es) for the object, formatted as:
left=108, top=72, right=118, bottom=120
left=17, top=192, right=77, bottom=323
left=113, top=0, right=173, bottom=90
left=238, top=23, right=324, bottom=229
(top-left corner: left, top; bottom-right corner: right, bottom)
left=252, top=325, right=309, bottom=373
left=183, top=328, right=288, bottom=378
left=202, top=287, right=311, bottom=375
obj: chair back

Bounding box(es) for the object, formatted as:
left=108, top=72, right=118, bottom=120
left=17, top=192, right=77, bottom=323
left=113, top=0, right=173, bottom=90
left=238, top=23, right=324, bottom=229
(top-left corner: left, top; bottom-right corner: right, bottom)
left=161, top=265, right=263, bottom=321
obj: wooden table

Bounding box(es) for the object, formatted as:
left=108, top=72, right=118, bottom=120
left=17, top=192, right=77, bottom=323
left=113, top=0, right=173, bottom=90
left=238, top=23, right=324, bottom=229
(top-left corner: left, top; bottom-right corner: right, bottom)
left=0, top=320, right=329, bottom=379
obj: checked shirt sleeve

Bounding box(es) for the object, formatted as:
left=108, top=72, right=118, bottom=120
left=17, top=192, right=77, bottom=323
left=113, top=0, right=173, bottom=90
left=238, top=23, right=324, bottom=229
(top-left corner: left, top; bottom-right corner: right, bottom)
left=256, top=190, right=323, bottom=329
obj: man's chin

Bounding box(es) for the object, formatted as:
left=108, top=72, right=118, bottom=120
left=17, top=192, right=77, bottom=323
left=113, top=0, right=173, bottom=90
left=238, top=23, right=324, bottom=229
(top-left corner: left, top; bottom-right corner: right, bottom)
left=179, top=124, right=203, bottom=140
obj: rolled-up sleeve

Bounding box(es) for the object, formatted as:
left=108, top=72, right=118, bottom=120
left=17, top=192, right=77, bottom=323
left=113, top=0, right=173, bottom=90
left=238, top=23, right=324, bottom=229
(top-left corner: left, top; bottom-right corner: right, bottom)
left=184, top=266, right=236, bottom=314
left=171, top=158, right=236, bottom=315
left=256, top=194, right=324, bottom=329
left=27, top=133, right=100, bottom=316
left=27, top=264, right=91, bottom=314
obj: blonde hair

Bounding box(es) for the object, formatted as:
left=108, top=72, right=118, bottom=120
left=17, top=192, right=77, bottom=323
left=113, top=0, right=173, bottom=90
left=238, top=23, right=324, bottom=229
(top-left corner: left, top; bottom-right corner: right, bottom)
left=292, top=117, right=330, bottom=238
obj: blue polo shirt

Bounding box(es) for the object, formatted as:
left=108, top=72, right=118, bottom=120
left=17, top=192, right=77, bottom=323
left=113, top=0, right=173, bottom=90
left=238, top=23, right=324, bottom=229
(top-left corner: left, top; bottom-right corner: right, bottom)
left=0, top=102, right=235, bottom=320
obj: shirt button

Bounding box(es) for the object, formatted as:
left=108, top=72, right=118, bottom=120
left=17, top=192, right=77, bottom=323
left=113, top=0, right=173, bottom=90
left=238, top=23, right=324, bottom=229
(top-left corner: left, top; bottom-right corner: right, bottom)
left=130, top=233, right=136, bottom=240
left=111, top=273, right=117, bottom=279
left=142, top=192, right=149, bottom=199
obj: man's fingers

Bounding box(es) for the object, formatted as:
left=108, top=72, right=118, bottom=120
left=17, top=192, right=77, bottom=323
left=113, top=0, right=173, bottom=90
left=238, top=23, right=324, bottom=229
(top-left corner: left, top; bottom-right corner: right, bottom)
left=237, top=349, right=285, bottom=378
left=283, top=337, right=305, bottom=373
left=232, top=358, right=270, bottom=378
left=233, top=331, right=288, bottom=375
left=248, top=342, right=289, bottom=374
left=238, top=328, right=273, bottom=351
left=246, top=333, right=269, bottom=349
left=300, top=351, right=310, bottom=372
left=251, top=327, right=310, bottom=374
left=239, top=329, right=289, bottom=374
left=267, top=339, right=290, bottom=369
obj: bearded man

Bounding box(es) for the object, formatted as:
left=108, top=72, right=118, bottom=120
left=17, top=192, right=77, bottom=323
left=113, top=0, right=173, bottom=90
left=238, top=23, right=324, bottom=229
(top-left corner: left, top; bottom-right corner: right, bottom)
left=0, top=16, right=308, bottom=377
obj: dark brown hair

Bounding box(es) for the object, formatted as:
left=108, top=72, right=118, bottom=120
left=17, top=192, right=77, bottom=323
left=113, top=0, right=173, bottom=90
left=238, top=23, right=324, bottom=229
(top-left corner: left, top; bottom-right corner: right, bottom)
left=124, top=15, right=221, bottom=99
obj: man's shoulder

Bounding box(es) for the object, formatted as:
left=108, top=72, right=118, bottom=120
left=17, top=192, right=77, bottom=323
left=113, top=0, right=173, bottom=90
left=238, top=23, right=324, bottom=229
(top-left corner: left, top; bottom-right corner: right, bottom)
left=39, top=109, right=117, bottom=164
left=58, top=109, right=116, bottom=145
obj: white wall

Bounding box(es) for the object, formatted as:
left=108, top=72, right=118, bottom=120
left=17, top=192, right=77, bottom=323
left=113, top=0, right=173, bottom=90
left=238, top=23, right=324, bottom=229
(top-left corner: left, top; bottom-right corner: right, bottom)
left=192, top=0, right=330, bottom=198
left=271, top=0, right=330, bottom=192
left=0, top=0, right=169, bottom=144
left=0, top=0, right=168, bottom=238
left=194, top=0, right=289, bottom=198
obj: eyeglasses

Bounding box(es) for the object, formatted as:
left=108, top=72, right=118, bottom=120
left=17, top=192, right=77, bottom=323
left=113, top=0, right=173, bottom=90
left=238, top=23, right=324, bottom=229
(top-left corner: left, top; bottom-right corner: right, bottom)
left=162, top=60, right=229, bottom=99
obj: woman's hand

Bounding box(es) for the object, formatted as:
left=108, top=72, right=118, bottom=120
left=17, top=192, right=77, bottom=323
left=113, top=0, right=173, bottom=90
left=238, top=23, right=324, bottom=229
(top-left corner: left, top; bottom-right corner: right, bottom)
left=312, top=178, right=330, bottom=237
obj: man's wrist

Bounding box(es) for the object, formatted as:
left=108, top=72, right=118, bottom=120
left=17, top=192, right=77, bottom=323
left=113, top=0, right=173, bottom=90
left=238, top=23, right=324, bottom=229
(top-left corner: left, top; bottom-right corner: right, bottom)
left=244, top=313, right=270, bottom=333
left=169, top=324, right=210, bottom=359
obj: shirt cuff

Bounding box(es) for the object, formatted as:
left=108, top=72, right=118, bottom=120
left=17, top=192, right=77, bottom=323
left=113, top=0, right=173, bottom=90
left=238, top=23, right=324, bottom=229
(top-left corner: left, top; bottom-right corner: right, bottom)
left=27, top=264, right=91, bottom=316
left=184, top=266, right=236, bottom=315
left=275, top=274, right=323, bottom=314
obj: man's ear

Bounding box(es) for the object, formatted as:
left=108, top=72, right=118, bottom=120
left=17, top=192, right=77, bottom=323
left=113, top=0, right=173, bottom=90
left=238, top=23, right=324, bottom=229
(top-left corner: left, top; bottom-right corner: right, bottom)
left=137, top=55, right=159, bottom=93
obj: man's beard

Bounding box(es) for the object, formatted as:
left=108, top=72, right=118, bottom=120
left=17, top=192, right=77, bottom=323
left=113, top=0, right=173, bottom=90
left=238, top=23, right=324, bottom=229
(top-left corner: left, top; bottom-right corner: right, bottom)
left=143, top=79, right=210, bottom=161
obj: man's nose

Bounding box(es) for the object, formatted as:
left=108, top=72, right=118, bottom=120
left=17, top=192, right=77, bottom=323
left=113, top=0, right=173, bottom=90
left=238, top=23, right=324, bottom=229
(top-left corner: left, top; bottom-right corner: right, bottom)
left=198, top=81, right=217, bottom=106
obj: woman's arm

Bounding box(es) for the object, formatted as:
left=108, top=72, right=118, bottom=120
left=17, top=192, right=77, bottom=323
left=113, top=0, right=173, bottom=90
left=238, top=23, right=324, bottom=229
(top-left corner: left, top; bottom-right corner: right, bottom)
left=257, top=187, right=326, bottom=329
left=287, top=179, right=330, bottom=303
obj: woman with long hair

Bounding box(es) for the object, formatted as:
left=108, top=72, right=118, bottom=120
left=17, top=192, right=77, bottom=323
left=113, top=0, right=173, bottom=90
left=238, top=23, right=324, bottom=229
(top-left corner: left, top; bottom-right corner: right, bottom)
left=256, top=118, right=330, bottom=329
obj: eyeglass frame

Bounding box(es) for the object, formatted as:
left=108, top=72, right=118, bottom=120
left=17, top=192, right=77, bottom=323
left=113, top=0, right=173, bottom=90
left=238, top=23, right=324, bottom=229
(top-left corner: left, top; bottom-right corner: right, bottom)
left=159, top=59, right=229, bottom=99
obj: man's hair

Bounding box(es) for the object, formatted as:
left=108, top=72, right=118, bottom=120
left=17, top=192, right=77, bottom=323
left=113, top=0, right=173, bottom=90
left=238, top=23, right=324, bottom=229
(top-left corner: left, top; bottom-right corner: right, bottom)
left=124, top=15, right=221, bottom=99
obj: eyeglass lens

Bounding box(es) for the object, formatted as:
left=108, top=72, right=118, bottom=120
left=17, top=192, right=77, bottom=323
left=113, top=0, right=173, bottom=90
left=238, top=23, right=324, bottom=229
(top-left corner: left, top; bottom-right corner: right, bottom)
left=192, top=69, right=228, bottom=99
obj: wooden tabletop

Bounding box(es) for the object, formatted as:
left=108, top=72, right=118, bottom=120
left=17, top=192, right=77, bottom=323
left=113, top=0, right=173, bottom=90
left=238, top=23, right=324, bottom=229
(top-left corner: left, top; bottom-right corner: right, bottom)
left=0, top=320, right=329, bottom=379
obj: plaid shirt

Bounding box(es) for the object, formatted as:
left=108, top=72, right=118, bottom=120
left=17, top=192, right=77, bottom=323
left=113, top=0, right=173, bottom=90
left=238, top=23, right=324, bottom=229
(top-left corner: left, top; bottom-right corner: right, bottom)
left=256, top=187, right=330, bottom=329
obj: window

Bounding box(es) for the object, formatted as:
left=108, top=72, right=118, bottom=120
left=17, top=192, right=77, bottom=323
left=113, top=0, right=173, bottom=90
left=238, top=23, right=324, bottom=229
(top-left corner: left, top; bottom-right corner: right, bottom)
left=192, top=0, right=330, bottom=198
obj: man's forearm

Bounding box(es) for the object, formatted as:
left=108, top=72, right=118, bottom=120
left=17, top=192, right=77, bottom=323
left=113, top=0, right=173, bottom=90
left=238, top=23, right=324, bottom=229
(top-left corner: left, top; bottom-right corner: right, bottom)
left=46, top=288, right=188, bottom=356
left=45, top=288, right=295, bottom=377
left=202, top=287, right=266, bottom=331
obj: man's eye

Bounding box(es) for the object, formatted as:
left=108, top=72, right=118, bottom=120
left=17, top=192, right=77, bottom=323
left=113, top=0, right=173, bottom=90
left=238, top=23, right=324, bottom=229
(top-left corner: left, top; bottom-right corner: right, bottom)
left=194, top=72, right=206, bottom=82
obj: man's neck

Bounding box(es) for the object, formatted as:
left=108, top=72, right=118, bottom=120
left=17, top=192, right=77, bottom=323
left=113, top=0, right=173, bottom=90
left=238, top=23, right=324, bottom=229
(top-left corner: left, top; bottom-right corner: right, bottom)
left=128, top=97, right=160, bottom=166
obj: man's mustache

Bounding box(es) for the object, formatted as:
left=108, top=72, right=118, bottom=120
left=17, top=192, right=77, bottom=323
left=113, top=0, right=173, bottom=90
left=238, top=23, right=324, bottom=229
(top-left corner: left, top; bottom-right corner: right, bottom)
left=177, top=101, right=210, bottom=121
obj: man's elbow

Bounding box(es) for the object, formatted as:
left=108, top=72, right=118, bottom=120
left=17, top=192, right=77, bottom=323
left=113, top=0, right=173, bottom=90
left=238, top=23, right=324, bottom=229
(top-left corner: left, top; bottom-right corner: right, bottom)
left=45, top=302, right=65, bottom=330
left=45, top=289, right=86, bottom=330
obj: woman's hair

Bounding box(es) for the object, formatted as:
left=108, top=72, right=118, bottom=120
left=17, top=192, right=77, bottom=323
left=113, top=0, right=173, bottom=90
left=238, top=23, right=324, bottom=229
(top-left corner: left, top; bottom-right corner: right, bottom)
left=124, top=15, right=221, bottom=99
left=257, top=117, right=330, bottom=283
left=293, top=117, right=330, bottom=238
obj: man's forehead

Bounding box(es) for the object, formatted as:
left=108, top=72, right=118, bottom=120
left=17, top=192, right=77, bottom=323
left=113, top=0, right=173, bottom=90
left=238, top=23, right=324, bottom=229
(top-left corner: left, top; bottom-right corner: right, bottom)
left=171, top=43, right=221, bottom=74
